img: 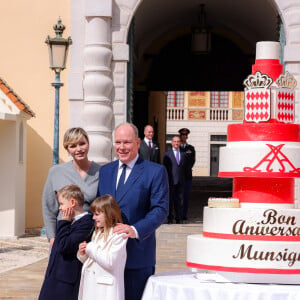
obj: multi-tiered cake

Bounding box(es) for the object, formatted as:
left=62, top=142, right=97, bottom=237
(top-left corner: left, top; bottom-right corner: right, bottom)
left=186, top=41, right=300, bottom=284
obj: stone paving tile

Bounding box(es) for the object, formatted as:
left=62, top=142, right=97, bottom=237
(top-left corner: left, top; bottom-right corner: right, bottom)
left=0, top=236, right=48, bottom=274
left=0, top=223, right=203, bottom=299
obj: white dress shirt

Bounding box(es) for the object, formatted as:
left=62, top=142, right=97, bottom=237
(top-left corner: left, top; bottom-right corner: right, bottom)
left=144, top=137, right=152, bottom=148
left=116, top=154, right=139, bottom=187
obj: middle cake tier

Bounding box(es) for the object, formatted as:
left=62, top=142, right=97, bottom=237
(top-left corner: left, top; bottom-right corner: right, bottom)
left=219, top=123, right=300, bottom=178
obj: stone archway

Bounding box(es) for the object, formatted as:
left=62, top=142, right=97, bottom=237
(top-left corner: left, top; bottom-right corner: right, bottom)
left=69, top=0, right=300, bottom=171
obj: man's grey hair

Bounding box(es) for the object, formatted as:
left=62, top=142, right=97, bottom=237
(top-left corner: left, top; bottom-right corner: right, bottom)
left=115, top=122, right=139, bottom=139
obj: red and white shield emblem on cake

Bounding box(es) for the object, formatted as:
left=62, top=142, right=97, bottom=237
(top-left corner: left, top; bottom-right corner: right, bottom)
left=275, top=72, right=297, bottom=123
left=243, top=72, right=273, bottom=123
left=244, top=88, right=271, bottom=122
left=276, top=88, right=295, bottom=123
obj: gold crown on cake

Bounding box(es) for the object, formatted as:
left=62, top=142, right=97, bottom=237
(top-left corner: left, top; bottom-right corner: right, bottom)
left=276, top=71, right=297, bottom=90
left=243, top=71, right=273, bottom=89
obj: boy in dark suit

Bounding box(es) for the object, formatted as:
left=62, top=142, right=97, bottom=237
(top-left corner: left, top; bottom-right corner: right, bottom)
left=39, top=184, right=94, bottom=300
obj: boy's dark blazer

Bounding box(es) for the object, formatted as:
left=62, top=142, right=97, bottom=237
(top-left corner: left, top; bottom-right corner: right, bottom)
left=39, top=213, right=94, bottom=300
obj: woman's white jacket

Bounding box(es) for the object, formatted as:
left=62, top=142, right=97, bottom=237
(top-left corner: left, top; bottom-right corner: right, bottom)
left=77, top=228, right=127, bottom=300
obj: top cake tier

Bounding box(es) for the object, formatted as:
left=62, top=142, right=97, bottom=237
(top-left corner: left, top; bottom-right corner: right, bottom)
left=243, top=41, right=297, bottom=124
left=252, top=41, right=283, bottom=81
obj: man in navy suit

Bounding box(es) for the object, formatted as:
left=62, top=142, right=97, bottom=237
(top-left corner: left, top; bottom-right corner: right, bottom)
left=97, top=123, right=169, bottom=300
left=139, top=124, right=160, bottom=163
left=163, top=135, right=187, bottom=224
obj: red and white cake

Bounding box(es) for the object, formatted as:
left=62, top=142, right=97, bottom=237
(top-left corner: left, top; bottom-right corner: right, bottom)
left=186, top=41, right=300, bottom=284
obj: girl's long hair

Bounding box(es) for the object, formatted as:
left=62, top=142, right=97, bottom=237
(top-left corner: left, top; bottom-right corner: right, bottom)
left=90, top=194, right=122, bottom=240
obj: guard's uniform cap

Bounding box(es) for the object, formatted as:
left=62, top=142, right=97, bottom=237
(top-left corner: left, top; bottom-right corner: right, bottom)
left=178, top=128, right=190, bottom=135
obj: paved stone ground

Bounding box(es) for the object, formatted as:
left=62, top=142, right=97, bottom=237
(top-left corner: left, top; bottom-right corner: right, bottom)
left=0, top=224, right=202, bottom=300
left=0, top=177, right=231, bottom=299
left=0, top=234, right=48, bottom=275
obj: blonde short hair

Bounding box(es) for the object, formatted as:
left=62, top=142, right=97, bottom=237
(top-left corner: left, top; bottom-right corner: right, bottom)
left=56, top=184, right=84, bottom=207
left=63, top=127, right=89, bottom=150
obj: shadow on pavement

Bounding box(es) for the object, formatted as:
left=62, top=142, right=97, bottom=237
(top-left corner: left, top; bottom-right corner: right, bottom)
left=188, top=176, right=233, bottom=223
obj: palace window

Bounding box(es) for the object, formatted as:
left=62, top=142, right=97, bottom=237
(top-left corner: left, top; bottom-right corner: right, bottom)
left=167, top=91, right=184, bottom=107
left=210, top=91, right=229, bottom=108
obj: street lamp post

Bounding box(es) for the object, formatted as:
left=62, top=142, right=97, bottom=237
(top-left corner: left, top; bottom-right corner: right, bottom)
left=45, top=18, right=72, bottom=165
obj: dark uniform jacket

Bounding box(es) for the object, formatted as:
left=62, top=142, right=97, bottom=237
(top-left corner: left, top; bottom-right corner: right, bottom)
left=180, top=143, right=195, bottom=180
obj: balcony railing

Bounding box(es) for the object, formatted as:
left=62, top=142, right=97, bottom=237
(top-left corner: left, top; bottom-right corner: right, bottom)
left=167, top=108, right=185, bottom=120
left=167, top=107, right=242, bottom=121
left=210, top=108, right=228, bottom=121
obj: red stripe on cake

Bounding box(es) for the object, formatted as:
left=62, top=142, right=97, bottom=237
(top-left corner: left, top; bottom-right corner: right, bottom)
left=203, top=231, right=300, bottom=241
left=252, top=59, right=283, bottom=81
left=227, top=124, right=300, bottom=142
left=232, top=177, right=294, bottom=204
left=219, top=172, right=300, bottom=178
left=186, top=262, right=300, bottom=274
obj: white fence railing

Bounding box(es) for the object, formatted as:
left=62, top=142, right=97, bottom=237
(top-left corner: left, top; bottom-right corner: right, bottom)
left=167, top=107, right=242, bottom=121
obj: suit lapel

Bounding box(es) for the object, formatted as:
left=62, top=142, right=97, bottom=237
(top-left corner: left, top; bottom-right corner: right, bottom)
left=111, top=161, right=119, bottom=198
left=117, top=157, right=144, bottom=203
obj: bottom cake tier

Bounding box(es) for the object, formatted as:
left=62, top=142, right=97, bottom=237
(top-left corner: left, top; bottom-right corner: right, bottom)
left=187, top=234, right=300, bottom=284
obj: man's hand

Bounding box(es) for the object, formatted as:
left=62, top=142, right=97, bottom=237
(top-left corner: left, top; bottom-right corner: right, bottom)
left=113, top=223, right=136, bottom=238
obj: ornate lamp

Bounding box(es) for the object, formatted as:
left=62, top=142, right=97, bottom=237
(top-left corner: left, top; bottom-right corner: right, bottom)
left=45, top=18, right=72, bottom=165
left=191, top=4, right=211, bottom=54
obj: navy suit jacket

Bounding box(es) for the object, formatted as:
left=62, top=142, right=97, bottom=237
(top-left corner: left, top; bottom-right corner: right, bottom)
left=97, top=157, right=169, bottom=269
left=139, top=139, right=160, bottom=163
left=163, top=149, right=187, bottom=186
left=39, top=214, right=94, bottom=300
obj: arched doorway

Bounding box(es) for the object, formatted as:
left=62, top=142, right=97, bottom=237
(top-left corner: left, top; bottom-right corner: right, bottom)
left=127, top=0, right=281, bottom=220
left=129, top=0, right=279, bottom=152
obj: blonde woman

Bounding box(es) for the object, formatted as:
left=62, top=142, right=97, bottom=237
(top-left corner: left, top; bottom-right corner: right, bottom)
left=42, top=127, right=100, bottom=248
left=78, top=195, right=128, bottom=300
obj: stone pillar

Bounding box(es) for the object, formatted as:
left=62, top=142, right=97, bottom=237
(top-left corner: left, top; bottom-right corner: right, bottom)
left=83, top=1, right=113, bottom=164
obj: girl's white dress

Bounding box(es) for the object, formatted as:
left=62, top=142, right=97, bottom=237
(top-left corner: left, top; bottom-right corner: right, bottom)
left=77, top=228, right=127, bottom=300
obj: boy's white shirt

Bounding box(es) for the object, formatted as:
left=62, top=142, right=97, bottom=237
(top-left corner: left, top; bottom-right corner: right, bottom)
left=72, top=211, right=88, bottom=224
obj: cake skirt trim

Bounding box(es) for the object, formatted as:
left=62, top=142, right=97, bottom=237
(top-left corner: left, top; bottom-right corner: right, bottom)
left=186, top=262, right=300, bottom=274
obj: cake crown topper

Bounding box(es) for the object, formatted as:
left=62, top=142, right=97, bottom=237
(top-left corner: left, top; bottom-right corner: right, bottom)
left=243, top=71, right=273, bottom=89
left=276, top=71, right=297, bottom=90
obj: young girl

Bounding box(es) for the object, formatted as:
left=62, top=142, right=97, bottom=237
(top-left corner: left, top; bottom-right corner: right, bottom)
left=77, top=194, right=128, bottom=300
